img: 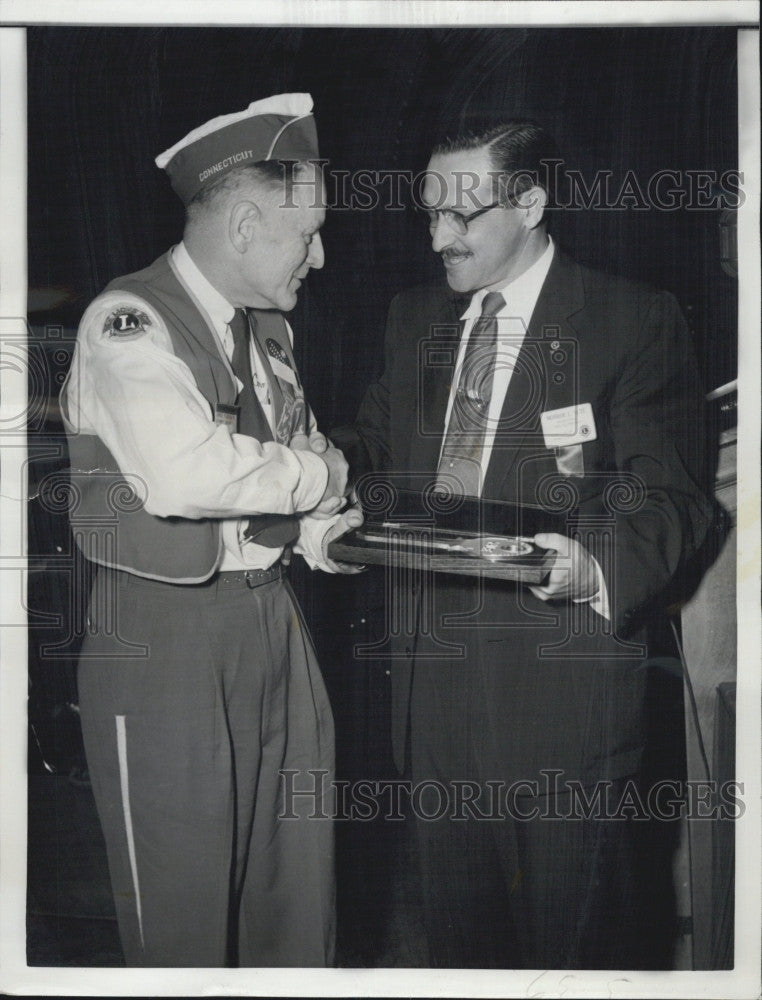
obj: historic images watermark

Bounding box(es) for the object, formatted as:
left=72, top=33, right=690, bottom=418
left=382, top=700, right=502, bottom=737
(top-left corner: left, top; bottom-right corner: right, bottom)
left=280, top=769, right=745, bottom=823
left=279, top=161, right=745, bottom=212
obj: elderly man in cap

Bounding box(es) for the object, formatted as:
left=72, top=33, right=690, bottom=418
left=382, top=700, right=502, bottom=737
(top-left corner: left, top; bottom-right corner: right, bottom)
left=61, top=94, right=359, bottom=968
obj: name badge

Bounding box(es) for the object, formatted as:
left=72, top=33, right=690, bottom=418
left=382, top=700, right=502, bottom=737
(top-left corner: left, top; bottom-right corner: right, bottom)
left=541, top=403, right=597, bottom=448
left=215, top=402, right=239, bottom=433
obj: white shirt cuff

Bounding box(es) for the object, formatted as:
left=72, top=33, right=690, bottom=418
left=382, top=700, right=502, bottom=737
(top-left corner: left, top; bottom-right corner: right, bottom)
left=573, top=555, right=610, bottom=620
left=294, top=512, right=341, bottom=572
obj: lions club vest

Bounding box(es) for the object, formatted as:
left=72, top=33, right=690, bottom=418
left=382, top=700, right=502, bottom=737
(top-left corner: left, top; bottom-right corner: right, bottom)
left=64, top=251, right=301, bottom=583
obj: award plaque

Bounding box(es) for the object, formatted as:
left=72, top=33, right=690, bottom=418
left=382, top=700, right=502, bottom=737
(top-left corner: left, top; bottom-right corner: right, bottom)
left=327, top=482, right=567, bottom=582
left=327, top=522, right=556, bottom=583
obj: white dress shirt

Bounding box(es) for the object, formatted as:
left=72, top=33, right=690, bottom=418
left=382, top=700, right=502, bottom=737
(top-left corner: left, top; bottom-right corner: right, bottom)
left=173, top=242, right=276, bottom=426
left=441, top=237, right=555, bottom=477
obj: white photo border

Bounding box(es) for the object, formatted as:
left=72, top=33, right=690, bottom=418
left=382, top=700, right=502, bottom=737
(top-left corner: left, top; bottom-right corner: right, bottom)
left=1, top=3, right=759, bottom=997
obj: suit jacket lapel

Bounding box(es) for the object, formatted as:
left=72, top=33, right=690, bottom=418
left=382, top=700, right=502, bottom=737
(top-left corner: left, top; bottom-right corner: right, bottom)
left=483, top=249, right=587, bottom=498
left=409, top=291, right=466, bottom=475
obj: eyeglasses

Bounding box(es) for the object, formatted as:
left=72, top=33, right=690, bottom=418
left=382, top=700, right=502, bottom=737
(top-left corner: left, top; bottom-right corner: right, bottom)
left=421, top=202, right=501, bottom=236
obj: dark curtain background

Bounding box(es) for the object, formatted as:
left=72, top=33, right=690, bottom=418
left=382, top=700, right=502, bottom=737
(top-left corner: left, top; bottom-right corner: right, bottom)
left=25, top=25, right=738, bottom=961
left=28, top=26, right=738, bottom=403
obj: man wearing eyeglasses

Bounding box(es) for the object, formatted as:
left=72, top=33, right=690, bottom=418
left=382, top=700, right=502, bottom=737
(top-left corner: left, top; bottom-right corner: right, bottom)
left=334, top=120, right=714, bottom=968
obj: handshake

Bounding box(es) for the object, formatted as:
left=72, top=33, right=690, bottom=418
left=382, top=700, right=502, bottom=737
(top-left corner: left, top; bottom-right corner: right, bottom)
left=290, top=430, right=350, bottom=518
left=290, top=430, right=364, bottom=572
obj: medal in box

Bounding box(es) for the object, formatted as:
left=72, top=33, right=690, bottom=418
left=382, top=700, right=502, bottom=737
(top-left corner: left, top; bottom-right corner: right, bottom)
left=327, top=480, right=564, bottom=583
left=327, top=523, right=555, bottom=583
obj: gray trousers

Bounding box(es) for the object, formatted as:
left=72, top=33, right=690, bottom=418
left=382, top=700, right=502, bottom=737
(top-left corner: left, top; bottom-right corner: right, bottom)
left=78, top=567, right=335, bottom=967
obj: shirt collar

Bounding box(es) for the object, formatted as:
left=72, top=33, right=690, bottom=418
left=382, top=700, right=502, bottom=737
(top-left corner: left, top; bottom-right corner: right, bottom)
left=461, top=236, right=555, bottom=322
left=172, top=241, right=235, bottom=331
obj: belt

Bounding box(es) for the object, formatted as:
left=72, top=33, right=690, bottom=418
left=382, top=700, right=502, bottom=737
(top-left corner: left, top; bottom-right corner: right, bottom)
left=115, top=561, right=286, bottom=595
left=216, top=564, right=285, bottom=589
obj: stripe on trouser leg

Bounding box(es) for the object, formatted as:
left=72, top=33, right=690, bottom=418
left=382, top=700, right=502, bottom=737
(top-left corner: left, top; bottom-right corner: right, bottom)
left=115, top=714, right=144, bottom=950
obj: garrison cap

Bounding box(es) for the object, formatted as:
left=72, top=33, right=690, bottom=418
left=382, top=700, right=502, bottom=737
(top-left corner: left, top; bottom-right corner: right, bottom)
left=155, top=93, right=319, bottom=206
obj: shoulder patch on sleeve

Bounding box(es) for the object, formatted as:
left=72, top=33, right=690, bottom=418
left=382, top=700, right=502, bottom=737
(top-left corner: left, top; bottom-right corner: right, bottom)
left=103, top=305, right=152, bottom=340
left=80, top=290, right=173, bottom=351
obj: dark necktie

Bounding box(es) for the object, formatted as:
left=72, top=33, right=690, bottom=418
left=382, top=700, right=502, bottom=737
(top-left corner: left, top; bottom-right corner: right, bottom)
left=228, top=307, right=299, bottom=549
left=232, top=308, right=305, bottom=445
left=229, top=308, right=265, bottom=438
left=437, top=290, right=505, bottom=497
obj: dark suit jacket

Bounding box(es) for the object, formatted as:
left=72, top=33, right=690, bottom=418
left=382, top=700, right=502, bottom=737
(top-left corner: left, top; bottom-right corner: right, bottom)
left=336, top=247, right=714, bottom=782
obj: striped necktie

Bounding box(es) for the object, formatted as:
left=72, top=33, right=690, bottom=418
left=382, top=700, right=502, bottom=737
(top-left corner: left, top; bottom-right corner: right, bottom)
left=437, top=290, right=505, bottom=497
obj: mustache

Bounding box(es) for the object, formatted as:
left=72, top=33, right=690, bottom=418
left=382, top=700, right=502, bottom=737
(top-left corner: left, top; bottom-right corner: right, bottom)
left=440, top=248, right=472, bottom=262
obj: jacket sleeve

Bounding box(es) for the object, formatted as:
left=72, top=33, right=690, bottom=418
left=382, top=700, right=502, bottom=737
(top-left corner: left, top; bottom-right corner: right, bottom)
left=331, top=293, right=403, bottom=480
left=587, top=290, right=716, bottom=634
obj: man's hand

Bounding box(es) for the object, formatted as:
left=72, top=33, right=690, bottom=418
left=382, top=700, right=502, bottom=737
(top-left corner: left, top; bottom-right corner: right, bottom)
left=529, top=532, right=598, bottom=603
left=290, top=430, right=329, bottom=454
left=291, top=431, right=343, bottom=517
left=309, top=446, right=349, bottom=518
left=321, top=505, right=366, bottom=573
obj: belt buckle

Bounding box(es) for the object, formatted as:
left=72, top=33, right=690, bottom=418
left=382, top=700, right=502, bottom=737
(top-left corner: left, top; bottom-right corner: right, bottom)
left=245, top=570, right=259, bottom=589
